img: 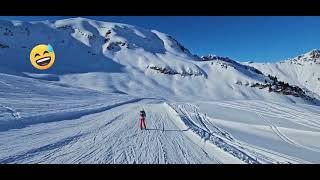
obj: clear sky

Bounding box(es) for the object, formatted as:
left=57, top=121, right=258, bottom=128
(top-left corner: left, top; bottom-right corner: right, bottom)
left=1, top=16, right=319, bottom=62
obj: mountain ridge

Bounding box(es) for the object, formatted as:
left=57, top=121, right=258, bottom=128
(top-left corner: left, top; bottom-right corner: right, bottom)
left=0, top=17, right=318, bottom=104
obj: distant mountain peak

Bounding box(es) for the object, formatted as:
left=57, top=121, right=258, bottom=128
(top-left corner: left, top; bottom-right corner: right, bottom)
left=290, top=49, right=320, bottom=63
left=306, top=49, right=320, bottom=58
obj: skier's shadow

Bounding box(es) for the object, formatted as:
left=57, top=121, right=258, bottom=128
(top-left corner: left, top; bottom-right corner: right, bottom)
left=145, top=127, right=190, bottom=132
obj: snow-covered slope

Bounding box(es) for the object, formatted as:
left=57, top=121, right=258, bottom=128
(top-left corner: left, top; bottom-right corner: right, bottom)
left=0, top=17, right=320, bottom=164
left=1, top=17, right=316, bottom=104
left=248, top=50, right=320, bottom=97
left=1, top=76, right=319, bottom=163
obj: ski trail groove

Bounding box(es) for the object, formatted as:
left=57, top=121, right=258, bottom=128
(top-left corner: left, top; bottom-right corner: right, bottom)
left=256, top=113, right=320, bottom=153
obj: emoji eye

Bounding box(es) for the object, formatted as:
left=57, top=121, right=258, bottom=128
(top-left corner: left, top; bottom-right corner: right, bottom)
left=43, top=51, right=49, bottom=55
left=34, top=53, right=40, bottom=57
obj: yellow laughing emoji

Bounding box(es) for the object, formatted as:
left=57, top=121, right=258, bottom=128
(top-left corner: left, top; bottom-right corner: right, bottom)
left=30, top=44, right=55, bottom=70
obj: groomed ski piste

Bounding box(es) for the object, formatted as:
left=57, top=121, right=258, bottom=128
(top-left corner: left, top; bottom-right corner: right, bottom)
left=0, top=17, right=320, bottom=164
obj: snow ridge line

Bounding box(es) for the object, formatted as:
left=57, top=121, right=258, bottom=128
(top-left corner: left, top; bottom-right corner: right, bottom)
left=166, top=103, right=259, bottom=164
left=0, top=98, right=144, bottom=132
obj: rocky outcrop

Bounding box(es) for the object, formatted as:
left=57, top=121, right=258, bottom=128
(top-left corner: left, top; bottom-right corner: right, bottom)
left=288, top=49, right=320, bottom=64
left=148, top=66, right=203, bottom=77
left=251, top=74, right=318, bottom=104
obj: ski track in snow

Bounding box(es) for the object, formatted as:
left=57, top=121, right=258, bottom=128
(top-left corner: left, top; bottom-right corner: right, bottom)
left=195, top=100, right=320, bottom=163
left=1, top=97, right=319, bottom=163
left=167, top=103, right=259, bottom=164
left=0, top=100, right=224, bottom=164
left=256, top=112, right=320, bottom=153
left=209, top=101, right=320, bottom=131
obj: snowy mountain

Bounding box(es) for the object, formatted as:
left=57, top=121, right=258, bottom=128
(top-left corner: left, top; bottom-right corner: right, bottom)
left=0, top=17, right=320, bottom=164
left=248, top=49, right=320, bottom=98
left=290, top=49, right=320, bottom=63
left=1, top=17, right=317, bottom=104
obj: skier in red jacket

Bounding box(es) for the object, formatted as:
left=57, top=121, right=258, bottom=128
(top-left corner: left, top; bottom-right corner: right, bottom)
left=140, top=110, right=147, bottom=130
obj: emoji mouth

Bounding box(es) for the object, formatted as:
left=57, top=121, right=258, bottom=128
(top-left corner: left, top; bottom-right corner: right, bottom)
left=36, top=57, right=51, bottom=66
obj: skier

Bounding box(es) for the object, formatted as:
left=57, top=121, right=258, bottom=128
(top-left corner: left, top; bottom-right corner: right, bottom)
left=139, top=110, right=147, bottom=130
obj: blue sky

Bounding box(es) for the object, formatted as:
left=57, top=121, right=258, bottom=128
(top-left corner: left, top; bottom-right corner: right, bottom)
left=1, top=16, right=320, bottom=62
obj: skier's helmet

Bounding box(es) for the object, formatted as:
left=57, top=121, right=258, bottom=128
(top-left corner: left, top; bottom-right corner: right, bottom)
left=140, top=110, right=146, bottom=117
